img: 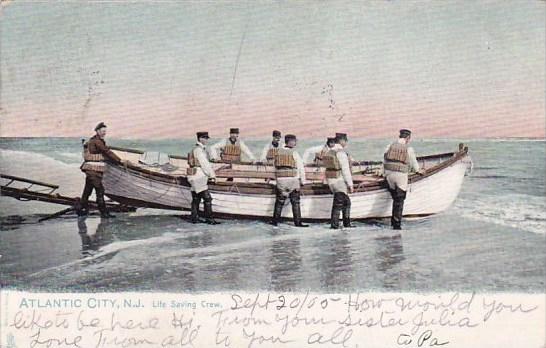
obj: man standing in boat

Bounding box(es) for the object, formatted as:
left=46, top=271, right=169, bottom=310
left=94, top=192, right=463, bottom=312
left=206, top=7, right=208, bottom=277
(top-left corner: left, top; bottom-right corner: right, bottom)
left=383, top=129, right=425, bottom=230
left=259, top=130, right=283, bottom=164
left=186, top=131, right=220, bottom=225
left=210, top=128, right=256, bottom=163
left=323, top=133, right=355, bottom=229
left=302, top=137, right=336, bottom=164
left=271, top=134, right=308, bottom=227
left=79, top=122, right=127, bottom=218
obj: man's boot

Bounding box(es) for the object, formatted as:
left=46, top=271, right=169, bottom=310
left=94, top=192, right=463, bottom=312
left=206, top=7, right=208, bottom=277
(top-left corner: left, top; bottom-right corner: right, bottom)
left=330, top=193, right=343, bottom=229
left=391, top=187, right=406, bottom=230
left=290, top=190, right=308, bottom=227
left=341, top=193, right=355, bottom=228
left=97, top=195, right=115, bottom=218
left=75, top=198, right=89, bottom=217
left=189, top=191, right=205, bottom=223
left=203, top=191, right=220, bottom=225
left=271, top=190, right=285, bottom=226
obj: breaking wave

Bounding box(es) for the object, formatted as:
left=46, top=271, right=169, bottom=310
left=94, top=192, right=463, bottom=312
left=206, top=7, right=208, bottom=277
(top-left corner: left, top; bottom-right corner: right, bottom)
left=57, top=151, right=84, bottom=162
left=454, top=194, right=546, bottom=235
left=0, top=149, right=86, bottom=216
left=0, top=149, right=81, bottom=171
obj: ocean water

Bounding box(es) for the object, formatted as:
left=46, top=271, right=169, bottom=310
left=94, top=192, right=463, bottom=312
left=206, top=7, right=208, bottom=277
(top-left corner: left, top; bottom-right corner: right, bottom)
left=0, top=137, right=544, bottom=292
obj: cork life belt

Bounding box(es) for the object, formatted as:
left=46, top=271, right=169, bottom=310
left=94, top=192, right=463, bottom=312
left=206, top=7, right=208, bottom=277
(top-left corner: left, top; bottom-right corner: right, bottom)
left=81, top=146, right=106, bottom=173
left=186, top=148, right=201, bottom=175
left=384, top=143, right=409, bottom=173
left=322, top=150, right=342, bottom=178
left=221, top=144, right=241, bottom=162
left=274, top=149, right=297, bottom=178
left=266, top=147, right=279, bottom=161
left=314, top=147, right=330, bottom=163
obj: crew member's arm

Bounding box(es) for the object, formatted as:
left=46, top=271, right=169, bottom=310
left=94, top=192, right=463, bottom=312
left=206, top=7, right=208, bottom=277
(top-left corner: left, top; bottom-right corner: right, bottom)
left=239, top=140, right=256, bottom=162
left=96, top=141, right=122, bottom=163
left=293, top=151, right=306, bottom=185
left=197, top=148, right=216, bottom=179
left=208, top=139, right=226, bottom=160
left=302, top=145, right=322, bottom=164
left=407, top=147, right=421, bottom=173
left=337, top=151, right=354, bottom=191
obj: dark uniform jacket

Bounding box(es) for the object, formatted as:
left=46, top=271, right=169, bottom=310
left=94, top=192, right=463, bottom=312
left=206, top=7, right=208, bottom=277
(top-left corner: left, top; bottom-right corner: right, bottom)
left=82, top=135, right=121, bottom=176
left=87, top=135, right=121, bottom=161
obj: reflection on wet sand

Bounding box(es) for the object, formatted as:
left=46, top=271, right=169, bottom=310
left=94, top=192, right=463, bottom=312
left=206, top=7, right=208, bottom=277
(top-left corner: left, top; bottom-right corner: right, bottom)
left=374, top=233, right=413, bottom=289
left=269, top=234, right=302, bottom=291
left=2, top=209, right=541, bottom=292
left=198, top=232, right=243, bottom=290
left=319, top=233, right=354, bottom=290
left=77, top=217, right=114, bottom=257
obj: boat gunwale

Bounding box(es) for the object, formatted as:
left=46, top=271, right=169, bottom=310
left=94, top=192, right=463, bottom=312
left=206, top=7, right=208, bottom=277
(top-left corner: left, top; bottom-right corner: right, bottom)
left=110, top=145, right=459, bottom=165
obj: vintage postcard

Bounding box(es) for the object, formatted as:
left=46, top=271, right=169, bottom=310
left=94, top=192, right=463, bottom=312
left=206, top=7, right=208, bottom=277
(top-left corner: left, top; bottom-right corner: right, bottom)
left=0, top=1, right=544, bottom=347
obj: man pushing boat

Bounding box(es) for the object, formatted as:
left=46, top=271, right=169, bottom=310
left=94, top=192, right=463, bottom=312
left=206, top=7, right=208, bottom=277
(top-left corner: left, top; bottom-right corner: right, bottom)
left=186, top=131, right=220, bottom=225
left=323, top=133, right=355, bottom=229
left=79, top=122, right=128, bottom=218
left=271, top=134, right=308, bottom=227
left=383, top=129, right=425, bottom=229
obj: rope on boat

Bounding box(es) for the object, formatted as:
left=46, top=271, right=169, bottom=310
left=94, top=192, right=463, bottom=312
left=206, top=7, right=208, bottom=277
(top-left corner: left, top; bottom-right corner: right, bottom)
left=228, top=183, right=241, bottom=194
left=356, top=182, right=366, bottom=191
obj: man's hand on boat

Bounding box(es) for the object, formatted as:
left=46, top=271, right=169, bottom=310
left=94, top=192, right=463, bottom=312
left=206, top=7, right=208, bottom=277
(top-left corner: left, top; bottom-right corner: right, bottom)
left=417, top=169, right=426, bottom=176
left=349, top=186, right=354, bottom=194
left=208, top=178, right=217, bottom=184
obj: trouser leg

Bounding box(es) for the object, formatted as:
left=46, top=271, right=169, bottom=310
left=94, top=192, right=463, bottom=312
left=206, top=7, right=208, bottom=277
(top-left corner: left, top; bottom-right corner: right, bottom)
left=330, top=192, right=344, bottom=229
left=94, top=178, right=113, bottom=218
left=79, top=176, right=94, bottom=215
left=190, top=191, right=203, bottom=223
left=202, top=190, right=220, bottom=224
left=341, top=193, right=354, bottom=227
left=390, top=187, right=406, bottom=230
left=290, top=190, right=308, bottom=227
left=271, top=188, right=286, bottom=226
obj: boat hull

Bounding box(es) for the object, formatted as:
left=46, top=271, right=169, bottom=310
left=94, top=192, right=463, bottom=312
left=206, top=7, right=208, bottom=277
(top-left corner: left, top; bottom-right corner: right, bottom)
left=103, top=154, right=470, bottom=221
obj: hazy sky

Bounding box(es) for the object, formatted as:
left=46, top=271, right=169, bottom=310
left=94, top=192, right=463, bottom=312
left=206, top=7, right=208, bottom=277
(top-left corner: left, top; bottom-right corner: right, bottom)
left=1, top=1, right=544, bottom=138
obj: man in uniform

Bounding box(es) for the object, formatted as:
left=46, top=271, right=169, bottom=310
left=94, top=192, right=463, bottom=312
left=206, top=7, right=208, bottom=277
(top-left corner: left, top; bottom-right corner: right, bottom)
left=302, top=137, right=336, bottom=164
left=383, top=129, right=424, bottom=230
left=210, top=128, right=256, bottom=163
left=80, top=122, right=127, bottom=218
left=271, top=134, right=308, bottom=227
left=259, top=130, right=283, bottom=163
left=335, top=132, right=357, bottom=164
left=323, top=133, right=355, bottom=229
left=186, top=131, right=220, bottom=225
